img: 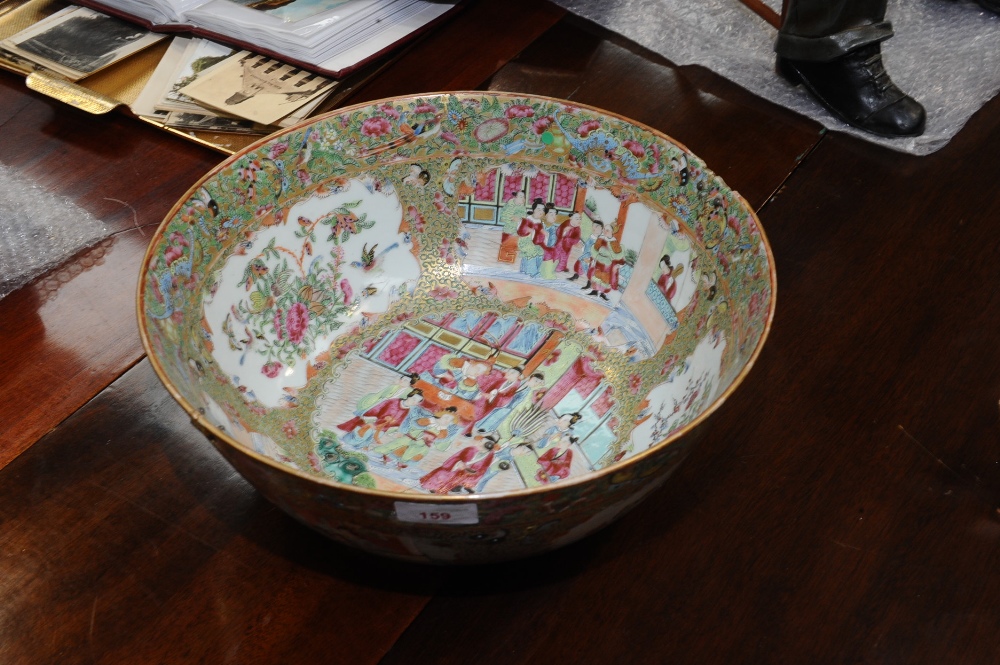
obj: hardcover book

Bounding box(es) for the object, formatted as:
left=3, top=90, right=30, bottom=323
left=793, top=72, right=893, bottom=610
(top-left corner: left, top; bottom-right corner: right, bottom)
left=75, top=0, right=460, bottom=77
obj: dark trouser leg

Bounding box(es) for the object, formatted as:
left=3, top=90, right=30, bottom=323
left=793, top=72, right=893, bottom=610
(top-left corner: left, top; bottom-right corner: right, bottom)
left=777, top=0, right=891, bottom=61
left=774, top=0, right=925, bottom=137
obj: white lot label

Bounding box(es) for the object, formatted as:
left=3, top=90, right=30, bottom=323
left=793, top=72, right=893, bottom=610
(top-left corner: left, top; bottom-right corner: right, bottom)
left=394, top=501, right=479, bottom=525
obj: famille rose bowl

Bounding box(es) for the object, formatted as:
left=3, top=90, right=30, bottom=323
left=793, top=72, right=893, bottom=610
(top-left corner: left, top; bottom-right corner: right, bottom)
left=137, top=92, right=775, bottom=564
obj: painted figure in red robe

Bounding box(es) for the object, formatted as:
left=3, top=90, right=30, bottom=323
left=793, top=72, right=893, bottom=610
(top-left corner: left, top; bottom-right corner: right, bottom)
left=588, top=223, right=624, bottom=300
left=536, top=434, right=578, bottom=484
left=656, top=254, right=683, bottom=305
left=420, top=437, right=497, bottom=494
left=552, top=211, right=583, bottom=273
left=468, top=365, right=523, bottom=434
left=336, top=388, right=424, bottom=445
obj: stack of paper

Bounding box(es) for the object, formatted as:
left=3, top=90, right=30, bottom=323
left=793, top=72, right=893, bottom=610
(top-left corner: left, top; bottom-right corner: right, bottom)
left=89, top=0, right=457, bottom=75
left=132, top=36, right=338, bottom=133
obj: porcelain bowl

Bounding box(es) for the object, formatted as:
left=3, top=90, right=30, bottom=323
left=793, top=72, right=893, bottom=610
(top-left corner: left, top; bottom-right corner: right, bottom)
left=137, top=92, right=775, bottom=564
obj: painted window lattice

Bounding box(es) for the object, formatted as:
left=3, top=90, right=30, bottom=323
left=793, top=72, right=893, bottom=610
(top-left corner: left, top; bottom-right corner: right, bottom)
left=458, top=169, right=579, bottom=226
left=646, top=279, right=680, bottom=329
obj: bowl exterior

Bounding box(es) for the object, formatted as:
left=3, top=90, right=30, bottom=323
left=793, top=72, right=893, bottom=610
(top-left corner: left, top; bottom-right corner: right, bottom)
left=206, top=423, right=703, bottom=563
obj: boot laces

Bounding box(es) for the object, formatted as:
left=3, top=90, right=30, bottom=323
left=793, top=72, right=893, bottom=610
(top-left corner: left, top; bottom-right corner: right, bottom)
left=863, top=52, right=892, bottom=93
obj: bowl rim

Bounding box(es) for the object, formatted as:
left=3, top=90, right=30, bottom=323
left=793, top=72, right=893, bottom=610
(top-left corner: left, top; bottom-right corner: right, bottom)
left=136, top=90, right=778, bottom=504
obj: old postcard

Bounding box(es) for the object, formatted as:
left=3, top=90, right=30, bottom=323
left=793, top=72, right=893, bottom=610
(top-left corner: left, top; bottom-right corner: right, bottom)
left=0, top=6, right=165, bottom=81
left=164, top=111, right=267, bottom=134
left=131, top=36, right=189, bottom=119
left=159, top=38, right=236, bottom=113
left=179, top=51, right=337, bottom=125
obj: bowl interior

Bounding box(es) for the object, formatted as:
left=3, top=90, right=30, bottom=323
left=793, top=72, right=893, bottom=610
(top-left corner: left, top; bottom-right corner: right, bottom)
left=139, top=92, right=774, bottom=498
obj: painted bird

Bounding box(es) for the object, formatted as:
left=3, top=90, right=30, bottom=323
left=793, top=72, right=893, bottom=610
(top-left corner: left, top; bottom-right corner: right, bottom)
left=192, top=186, right=219, bottom=217
left=350, top=242, right=398, bottom=272
left=671, top=154, right=689, bottom=186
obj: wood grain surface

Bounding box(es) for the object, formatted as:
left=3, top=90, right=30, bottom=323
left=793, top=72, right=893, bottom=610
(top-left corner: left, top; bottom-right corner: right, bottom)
left=0, top=75, right=221, bottom=466
left=0, top=361, right=443, bottom=665
left=2, top=1, right=1000, bottom=663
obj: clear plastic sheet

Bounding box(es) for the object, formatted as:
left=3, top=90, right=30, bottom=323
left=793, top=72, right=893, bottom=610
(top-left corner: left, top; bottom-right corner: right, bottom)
left=0, top=163, right=109, bottom=300
left=551, top=0, right=1000, bottom=155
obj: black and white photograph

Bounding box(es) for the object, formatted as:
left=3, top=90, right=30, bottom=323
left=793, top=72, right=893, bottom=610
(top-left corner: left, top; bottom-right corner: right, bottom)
left=0, top=6, right=164, bottom=81
left=164, top=111, right=264, bottom=134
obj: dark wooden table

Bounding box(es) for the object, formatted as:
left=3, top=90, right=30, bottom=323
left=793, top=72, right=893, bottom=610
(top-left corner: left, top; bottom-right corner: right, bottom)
left=3, top=2, right=999, bottom=663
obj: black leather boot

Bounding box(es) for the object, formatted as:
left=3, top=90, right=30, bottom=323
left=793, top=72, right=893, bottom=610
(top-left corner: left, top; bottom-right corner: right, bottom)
left=777, top=43, right=925, bottom=138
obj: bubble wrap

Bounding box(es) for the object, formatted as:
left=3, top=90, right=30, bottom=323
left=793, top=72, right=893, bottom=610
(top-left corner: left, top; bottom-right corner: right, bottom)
left=550, top=0, right=1000, bottom=155
left=0, top=163, right=109, bottom=300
